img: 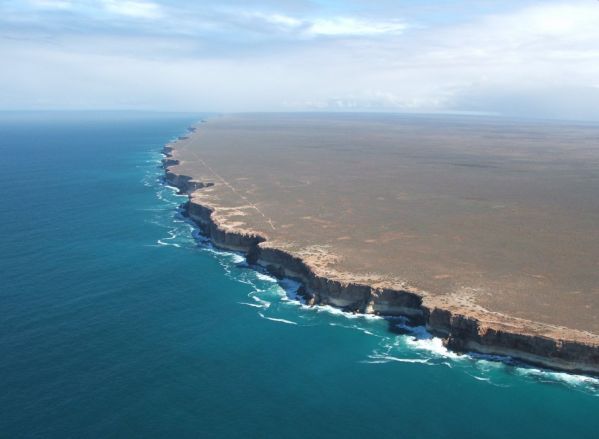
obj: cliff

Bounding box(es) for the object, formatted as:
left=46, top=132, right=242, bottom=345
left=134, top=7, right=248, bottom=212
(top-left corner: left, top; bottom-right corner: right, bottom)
left=162, top=130, right=599, bottom=376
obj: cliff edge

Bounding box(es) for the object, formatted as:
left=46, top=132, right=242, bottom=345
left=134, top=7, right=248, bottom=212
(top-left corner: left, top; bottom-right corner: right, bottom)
left=162, top=120, right=599, bottom=375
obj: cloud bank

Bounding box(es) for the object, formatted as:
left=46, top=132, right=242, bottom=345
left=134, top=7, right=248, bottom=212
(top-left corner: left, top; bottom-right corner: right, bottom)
left=1, top=0, right=598, bottom=120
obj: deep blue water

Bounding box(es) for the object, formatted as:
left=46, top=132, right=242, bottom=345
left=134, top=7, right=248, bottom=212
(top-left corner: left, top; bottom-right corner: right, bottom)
left=1, top=112, right=599, bottom=438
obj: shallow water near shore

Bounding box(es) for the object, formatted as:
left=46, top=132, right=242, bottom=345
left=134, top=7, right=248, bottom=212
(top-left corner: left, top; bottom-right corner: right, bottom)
left=1, top=112, right=599, bottom=438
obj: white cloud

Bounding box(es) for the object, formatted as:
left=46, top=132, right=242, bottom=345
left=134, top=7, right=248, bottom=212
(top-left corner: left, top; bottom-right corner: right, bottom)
left=493, top=3, right=599, bottom=37
left=308, top=17, right=406, bottom=36
left=102, top=0, right=162, bottom=19
left=2, top=1, right=599, bottom=119
left=242, top=13, right=406, bottom=37
left=28, top=0, right=73, bottom=9
left=248, top=12, right=303, bottom=29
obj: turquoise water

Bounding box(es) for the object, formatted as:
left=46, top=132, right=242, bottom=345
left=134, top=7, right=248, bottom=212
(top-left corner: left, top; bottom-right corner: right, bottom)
left=1, top=112, right=599, bottom=438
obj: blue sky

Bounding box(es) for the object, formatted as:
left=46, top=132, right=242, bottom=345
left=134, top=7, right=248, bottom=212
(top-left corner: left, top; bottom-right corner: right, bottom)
left=1, top=0, right=599, bottom=119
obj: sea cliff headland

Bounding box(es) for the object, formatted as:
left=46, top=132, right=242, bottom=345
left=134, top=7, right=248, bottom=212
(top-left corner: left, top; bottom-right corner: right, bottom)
left=163, top=114, right=599, bottom=375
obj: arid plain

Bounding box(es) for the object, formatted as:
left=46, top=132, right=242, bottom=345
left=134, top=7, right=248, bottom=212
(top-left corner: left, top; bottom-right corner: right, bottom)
left=168, top=113, right=599, bottom=342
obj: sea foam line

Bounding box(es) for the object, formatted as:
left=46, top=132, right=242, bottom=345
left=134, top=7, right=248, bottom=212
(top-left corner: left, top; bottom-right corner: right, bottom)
left=258, top=312, right=297, bottom=325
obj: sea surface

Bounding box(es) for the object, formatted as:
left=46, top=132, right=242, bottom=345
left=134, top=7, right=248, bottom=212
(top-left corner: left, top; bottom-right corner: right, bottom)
left=1, top=112, right=599, bottom=438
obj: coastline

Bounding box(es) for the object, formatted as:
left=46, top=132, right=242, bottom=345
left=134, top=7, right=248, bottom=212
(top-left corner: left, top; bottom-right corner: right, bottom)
left=163, top=124, right=599, bottom=376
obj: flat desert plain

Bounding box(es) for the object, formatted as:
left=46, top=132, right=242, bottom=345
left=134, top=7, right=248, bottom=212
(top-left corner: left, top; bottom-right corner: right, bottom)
left=170, top=113, right=599, bottom=335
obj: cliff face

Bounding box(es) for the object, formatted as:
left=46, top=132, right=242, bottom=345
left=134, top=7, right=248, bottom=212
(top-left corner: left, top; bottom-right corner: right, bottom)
left=432, top=310, right=599, bottom=372
left=187, top=200, right=265, bottom=252
left=257, top=245, right=425, bottom=319
left=162, top=134, right=599, bottom=376
left=163, top=144, right=213, bottom=194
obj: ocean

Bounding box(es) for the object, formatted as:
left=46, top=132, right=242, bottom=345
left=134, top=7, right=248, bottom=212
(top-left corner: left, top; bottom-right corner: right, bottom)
left=1, top=112, right=598, bottom=438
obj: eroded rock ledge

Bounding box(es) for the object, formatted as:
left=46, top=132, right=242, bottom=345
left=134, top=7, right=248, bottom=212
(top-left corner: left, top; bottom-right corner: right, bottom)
left=162, top=129, right=599, bottom=376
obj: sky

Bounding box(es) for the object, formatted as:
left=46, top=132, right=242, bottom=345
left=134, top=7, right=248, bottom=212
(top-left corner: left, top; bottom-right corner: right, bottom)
left=1, top=0, right=599, bottom=119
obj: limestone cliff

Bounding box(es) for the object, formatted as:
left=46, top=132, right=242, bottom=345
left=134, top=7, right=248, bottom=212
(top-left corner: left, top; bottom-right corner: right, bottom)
left=162, top=131, right=599, bottom=376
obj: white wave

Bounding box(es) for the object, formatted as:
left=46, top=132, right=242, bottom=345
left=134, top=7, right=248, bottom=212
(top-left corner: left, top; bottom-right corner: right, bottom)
left=311, top=303, right=384, bottom=321
left=249, top=294, right=271, bottom=308
left=156, top=239, right=181, bottom=248
left=277, top=283, right=305, bottom=305
left=465, top=373, right=511, bottom=388
left=238, top=301, right=266, bottom=309
left=405, top=336, right=462, bottom=360
left=328, top=322, right=380, bottom=337
left=516, top=367, right=599, bottom=390
left=255, top=272, right=277, bottom=282
left=469, top=352, right=514, bottom=366
left=278, top=278, right=303, bottom=300
left=201, top=246, right=234, bottom=260
left=199, top=244, right=246, bottom=272
left=163, top=184, right=187, bottom=197
left=163, top=229, right=177, bottom=240
left=364, top=355, right=431, bottom=365
left=468, top=374, right=492, bottom=382
left=230, top=254, right=246, bottom=264
left=408, top=327, right=433, bottom=339
left=155, top=188, right=182, bottom=203
left=258, top=312, right=297, bottom=325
